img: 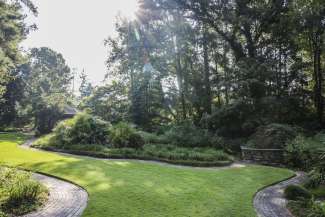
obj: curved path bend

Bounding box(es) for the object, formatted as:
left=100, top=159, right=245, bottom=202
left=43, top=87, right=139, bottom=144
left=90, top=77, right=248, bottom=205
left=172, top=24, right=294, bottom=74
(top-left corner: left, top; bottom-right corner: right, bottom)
left=22, top=137, right=88, bottom=217
left=254, top=172, right=307, bottom=217
left=23, top=173, right=88, bottom=217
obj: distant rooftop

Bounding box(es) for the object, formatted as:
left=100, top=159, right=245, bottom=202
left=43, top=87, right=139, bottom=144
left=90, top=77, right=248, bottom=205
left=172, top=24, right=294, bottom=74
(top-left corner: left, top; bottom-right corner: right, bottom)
left=63, top=105, right=78, bottom=116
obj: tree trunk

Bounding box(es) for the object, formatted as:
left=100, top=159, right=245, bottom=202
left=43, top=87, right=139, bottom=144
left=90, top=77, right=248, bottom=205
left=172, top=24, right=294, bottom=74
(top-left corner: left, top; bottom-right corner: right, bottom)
left=203, top=24, right=212, bottom=114
left=223, top=43, right=229, bottom=105
left=214, top=52, right=222, bottom=106
left=312, top=34, right=323, bottom=126
left=174, top=13, right=186, bottom=120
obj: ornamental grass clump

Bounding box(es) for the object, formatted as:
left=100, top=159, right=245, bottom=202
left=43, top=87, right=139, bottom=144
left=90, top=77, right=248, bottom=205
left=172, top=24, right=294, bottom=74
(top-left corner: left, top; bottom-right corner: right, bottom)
left=0, top=167, right=48, bottom=216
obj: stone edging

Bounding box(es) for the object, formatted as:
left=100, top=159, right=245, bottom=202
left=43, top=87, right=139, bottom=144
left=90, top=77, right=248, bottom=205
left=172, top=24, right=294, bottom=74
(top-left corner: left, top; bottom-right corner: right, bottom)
left=241, top=146, right=285, bottom=165
left=253, top=172, right=307, bottom=217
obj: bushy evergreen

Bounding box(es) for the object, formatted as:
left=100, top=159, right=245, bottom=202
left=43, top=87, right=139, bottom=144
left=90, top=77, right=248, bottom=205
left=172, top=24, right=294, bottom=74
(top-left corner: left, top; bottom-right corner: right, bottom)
left=109, top=122, right=145, bottom=149
left=53, top=112, right=110, bottom=146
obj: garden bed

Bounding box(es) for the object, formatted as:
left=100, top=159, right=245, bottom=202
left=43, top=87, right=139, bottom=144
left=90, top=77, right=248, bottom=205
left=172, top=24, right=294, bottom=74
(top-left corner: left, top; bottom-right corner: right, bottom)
left=32, top=140, right=234, bottom=167
left=0, top=167, right=48, bottom=217
left=38, top=146, right=233, bottom=167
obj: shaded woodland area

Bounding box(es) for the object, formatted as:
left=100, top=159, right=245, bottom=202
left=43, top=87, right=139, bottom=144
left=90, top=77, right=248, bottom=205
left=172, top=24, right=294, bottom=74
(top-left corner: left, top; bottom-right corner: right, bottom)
left=1, top=0, right=325, bottom=135
left=101, top=0, right=325, bottom=135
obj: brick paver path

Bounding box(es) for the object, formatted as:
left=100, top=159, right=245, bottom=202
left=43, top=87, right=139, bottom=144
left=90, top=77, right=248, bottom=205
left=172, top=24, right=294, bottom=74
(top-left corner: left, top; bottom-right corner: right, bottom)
left=254, top=172, right=306, bottom=217
left=23, top=173, right=88, bottom=217
left=21, top=138, right=88, bottom=217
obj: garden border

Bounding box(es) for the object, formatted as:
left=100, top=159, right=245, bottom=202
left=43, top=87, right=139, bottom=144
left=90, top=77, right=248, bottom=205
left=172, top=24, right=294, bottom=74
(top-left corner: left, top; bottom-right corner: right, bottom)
left=253, top=171, right=306, bottom=217
left=38, top=146, right=234, bottom=167
left=22, top=136, right=234, bottom=167
left=0, top=165, right=88, bottom=217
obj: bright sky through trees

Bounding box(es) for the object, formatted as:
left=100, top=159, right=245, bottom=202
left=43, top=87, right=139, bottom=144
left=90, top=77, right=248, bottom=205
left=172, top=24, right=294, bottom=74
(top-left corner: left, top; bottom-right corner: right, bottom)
left=22, top=0, right=139, bottom=86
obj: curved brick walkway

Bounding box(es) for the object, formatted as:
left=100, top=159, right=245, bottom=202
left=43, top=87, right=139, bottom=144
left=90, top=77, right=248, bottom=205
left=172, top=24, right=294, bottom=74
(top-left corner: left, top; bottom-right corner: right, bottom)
left=22, top=173, right=88, bottom=217
left=254, top=172, right=307, bottom=217
left=22, top=137, right=305, bottom=217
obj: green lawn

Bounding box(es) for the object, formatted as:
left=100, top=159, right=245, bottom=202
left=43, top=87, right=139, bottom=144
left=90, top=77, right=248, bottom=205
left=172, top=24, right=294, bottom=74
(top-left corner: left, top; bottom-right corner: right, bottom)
left=0, top=133, right=294, bottom=217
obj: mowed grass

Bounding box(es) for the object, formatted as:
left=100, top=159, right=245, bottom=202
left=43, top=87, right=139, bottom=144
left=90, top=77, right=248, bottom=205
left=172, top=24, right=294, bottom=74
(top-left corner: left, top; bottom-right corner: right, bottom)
left=0, top=133, right=294, bottom=217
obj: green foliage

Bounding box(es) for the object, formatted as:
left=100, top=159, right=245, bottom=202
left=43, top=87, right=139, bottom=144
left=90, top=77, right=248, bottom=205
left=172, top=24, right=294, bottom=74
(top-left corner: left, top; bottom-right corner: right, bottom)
left=79, top=81, right=130, bottom=123
left=248, top=123, right=298, bottom=149
left=284, top=185, right=312, bottom=201
left=33, top=141, right=233, bottom=165
left=0, top=211, right=6, bottom=217
left=109, top=122, right=144, bottom=149
left=307, top=202, right=325, bottom=217
left=309, top=186, right=325, bottom=199
left=208, top=100, right=256, bottom=137
left=0, top=0, right=36, bottom=126
left=285, top=135, right=316, bottom=169
left=305, top=154, right=325, bottom=188
left=288, top=199, right=325, bottom=217
left=158, top=121, right=224, bottom=148
left=79, top=71, right=93, bottom=98
left=33, top=133, right=57, bottom=148
left=24, top=47, right=73, bottom=135
left=0, top=167, right=47, bottom=216
left=138, top=131, right=168, bottom=144
left=53, top=112, right=110, bottom=146
left=306, top=171, right=325, bottom=189
left=285, top=134, right=325, bottom=169
left=0, top=0, right=36, bottom=100
left=141, top=144, right=233, bottom=162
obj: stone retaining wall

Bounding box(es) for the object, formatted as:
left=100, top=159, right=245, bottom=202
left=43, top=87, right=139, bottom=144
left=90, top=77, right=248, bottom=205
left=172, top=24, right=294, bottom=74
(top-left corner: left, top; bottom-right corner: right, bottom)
left=241, top=146, right=285, bottom=165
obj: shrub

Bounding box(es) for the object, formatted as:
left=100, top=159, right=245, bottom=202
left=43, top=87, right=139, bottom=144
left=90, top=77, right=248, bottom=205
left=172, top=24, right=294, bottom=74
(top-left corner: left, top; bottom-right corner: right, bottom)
left=288, top=200, right=325, bottom=217
left=307, top=202, right=325, bottom=217
left=305, top=154, right=325, bottom=188
left=0, top=167, right=47, bottom=216
left=207, top=100, right=255, bottom=137
left=285, top=135, right=315, bottom=169
left=33, top=134, right=57, bottom=148
left=53, top=112, right=110, bottom=146
left=309, top=186, right=325, bottom=199
left=305, top=171, right=325, bottom=189
left=285, top=135, right=324, bottom=169
left=142, top=144, right=233, bottom=162
left=0, top=211, right=6, bottom=217
left=109, top=122, right=144, bottom=149
left=34, top=105, right=62, bottom=135
left=248, top=123, right=298, bottom=149
left=138, top=131, right=168, bottom=144
left=160, top=121, right=224, bottom=148
left=284, top=185, right=312, bottom=201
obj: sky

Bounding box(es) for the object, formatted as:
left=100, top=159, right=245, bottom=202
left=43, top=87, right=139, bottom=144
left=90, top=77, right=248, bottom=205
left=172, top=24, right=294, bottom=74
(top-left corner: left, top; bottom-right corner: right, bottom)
left=22, top=0, right=140, bottom=86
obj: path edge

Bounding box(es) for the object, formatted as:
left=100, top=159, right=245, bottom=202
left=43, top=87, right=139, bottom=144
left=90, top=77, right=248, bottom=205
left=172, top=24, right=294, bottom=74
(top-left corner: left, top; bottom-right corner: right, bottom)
left=252, top=171, right=305, bottom=217
left=2, top=164, right=89, bottom=201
